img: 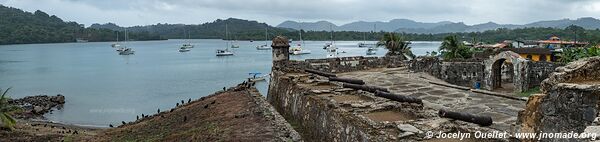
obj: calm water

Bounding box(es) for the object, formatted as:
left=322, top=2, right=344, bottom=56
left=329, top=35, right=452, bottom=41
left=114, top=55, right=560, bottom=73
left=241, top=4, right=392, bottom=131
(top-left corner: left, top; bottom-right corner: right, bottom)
left=0, top=39, right=439, bottom=127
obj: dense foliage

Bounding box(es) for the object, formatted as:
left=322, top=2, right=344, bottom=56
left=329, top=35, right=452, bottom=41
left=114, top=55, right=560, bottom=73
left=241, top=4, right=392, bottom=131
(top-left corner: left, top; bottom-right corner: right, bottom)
left=2, top=5, right=600, bottom=46
left=0, top=88, right=20, bottom=131
left=0, top=5, right=161, bottom=45
left=439, top=35, right=473, bottom=60
left=559, top=43, right=600, bottom=63
left=376, top=33, right=414, bottom=58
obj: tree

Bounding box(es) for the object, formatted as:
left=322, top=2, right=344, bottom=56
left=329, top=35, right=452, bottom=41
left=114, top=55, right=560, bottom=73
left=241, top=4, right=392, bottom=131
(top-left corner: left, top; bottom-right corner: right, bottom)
left=376, top=32, right=415, bottom=59
left=0, top=88, right=20, bottom=130
left=439, top=35, right=473, bottom=60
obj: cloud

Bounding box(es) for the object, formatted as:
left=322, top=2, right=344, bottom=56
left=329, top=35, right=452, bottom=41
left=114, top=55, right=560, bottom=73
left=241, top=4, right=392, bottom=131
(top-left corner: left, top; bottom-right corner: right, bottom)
left=0, top=0, right=598, bottom=27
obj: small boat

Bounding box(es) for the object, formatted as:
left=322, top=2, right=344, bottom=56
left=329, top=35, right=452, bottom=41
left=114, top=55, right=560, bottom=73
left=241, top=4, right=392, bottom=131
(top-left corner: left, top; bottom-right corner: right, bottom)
left=248, top=73, right=268, bottom=82
left=256, top=28, right=271, bottom=50
left=290, top=45, right=311, bottom=55
left=231, top=44, right=239, bottom=48
left=179, top=48, right=191, bottom=52
left=289, top=25, right=310, bottom=55
left=76, top=38, right=88, bottom=43
left=112, top=43, right=122, bottom=48
left=217, top=24, right=235, bottom=56
left=117, top=28, right=134, bottom=55
left=256, top=45, right=271, bottom=50
left=111, top=31, right=121, bottom=48
left=366, top=47, right=377, bottom=55
left=326, top=26, right=338, bottom=58
left=119, top=48, right=135, bottom=55
left=323, top=43, right=332, bottom=49
left=216, top=49, right=233, bottom=56
left=181, top=43, right=194, bottom=49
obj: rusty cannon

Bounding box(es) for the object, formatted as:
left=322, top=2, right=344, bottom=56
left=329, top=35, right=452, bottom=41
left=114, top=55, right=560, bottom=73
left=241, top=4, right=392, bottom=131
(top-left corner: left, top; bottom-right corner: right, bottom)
left=342, top=83, right=389, bottom=93
left=328, top=77, right=365, bottom=85
left=304, top=69, right=337, bottom=77
left=438, top=109, right=493, bottom=126
left=374, top=91, right=422, bottom=104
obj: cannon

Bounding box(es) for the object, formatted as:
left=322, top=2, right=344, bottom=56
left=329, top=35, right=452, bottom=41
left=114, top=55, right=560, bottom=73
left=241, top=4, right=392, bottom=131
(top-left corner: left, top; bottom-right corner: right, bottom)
left=342, top=83, right=389, bottom=93
left=328, top=77, right=365, bottom=85
left=438, top=109, right=493, bottom=126
left=304, top=69, right=337, bottom=77
left=374, top=91, right=422, bottom=104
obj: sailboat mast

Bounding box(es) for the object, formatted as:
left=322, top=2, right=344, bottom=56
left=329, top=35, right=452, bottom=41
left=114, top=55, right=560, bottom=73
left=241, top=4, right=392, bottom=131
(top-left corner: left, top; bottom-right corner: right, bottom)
left=299, top=24, right=304, bottom=46
left=116, top=31, right=119, bottom=42
left=226, top=23, right=229, bottom=50
left=265, top=27, right=268, bottom=45
left=330, top=25, right=334, bottom=44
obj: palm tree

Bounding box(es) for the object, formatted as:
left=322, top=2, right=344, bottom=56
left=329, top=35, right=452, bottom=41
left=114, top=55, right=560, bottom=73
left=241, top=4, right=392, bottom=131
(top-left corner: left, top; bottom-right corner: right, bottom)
left=376, top=33, right=414, bottom=59
left=439, top=35, right=471, bottom=60
left=1, top=88, right=20, bottom=130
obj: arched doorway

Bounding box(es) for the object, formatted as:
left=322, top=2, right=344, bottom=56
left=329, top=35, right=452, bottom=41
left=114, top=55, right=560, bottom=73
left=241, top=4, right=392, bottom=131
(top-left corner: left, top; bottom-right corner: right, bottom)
left=485, top=51, right=528, bottom=92
left=491, top=59, right=515, bottom=92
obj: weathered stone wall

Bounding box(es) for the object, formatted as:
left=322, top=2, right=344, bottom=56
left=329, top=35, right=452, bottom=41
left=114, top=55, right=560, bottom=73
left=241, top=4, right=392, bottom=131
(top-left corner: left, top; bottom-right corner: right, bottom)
left=410, top=51, right=561, bottom=92
left=518, top=57, right=600, bottom=142
left=524, top=61, right=563, bottom=89
left=279, top=56, right=406, bottom=73
left=410, top=57, right=485, bottom=88
left=268, top=71, right=425, bottom=141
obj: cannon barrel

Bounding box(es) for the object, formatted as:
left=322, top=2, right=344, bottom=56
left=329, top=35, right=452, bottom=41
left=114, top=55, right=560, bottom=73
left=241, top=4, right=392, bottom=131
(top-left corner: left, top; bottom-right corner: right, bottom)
left=328, top=77, right=365, bottom=85
left=375, top=91, right=422, bottom=104
left=304, top=69, right=337, bottom=77
left=438, top=109, right=493, bottom=126
left=342, top=83, right=388, bottom=93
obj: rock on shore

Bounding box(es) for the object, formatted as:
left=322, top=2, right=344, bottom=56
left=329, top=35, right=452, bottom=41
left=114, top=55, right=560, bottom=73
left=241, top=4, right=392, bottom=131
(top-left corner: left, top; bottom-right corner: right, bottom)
left=8, top=94, right=66, bottom=119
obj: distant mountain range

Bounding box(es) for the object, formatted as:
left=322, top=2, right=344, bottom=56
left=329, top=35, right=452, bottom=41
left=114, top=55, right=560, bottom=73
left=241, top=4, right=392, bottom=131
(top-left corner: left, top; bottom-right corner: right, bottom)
left=277, top=17, right=600, bottom=34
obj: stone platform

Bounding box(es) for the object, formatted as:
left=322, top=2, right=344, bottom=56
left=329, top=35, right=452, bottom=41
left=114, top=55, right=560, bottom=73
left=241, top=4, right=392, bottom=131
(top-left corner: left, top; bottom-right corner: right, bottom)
left=339, top=67, right=526, bottom=133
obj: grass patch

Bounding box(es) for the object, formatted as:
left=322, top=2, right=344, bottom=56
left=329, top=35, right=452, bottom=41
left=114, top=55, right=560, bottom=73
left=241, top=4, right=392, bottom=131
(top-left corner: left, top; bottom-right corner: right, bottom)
left=517, top=87, right=540, bottom=97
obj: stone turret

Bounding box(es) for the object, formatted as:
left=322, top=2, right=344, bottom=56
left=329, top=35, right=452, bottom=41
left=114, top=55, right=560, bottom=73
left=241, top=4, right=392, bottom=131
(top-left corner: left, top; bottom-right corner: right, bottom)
left=271, top=36, right=290, bottom=68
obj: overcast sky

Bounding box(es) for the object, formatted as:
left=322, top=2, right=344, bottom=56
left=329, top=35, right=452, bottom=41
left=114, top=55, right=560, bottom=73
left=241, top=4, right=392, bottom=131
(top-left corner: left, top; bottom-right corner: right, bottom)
left=1, top=0, right=599, bottom=27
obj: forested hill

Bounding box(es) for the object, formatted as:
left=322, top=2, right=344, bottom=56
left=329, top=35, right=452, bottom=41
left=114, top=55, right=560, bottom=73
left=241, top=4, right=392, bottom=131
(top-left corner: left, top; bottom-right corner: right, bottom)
left=0, top=5, right=161, bottom=45
left=91, top=18, right=292, bottom=40
left=2, top=5, right=600, bottom=45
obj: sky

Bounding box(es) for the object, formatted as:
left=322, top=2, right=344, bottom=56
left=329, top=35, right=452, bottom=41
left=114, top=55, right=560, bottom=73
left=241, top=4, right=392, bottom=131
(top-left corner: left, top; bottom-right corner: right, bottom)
left=1, top=0, right=600, bottom=27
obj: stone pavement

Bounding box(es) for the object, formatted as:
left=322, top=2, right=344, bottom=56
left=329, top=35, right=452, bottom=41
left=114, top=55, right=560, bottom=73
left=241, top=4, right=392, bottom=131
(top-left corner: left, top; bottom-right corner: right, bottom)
left=338, top=67, right=526, bottom=133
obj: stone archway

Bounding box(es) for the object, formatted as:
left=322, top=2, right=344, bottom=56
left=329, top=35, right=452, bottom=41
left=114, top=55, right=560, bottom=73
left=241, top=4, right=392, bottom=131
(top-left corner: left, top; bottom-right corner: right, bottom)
left=484, top=51, right=528, bottom=92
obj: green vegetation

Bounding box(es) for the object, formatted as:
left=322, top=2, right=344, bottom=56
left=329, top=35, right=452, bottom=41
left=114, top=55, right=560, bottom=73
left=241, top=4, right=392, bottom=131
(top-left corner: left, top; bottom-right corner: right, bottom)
left=518, top=87, right=541, bottom=97
left=376, top=33, right=414, bottom=58
left=559, top=43, right=600, bottom=63
left=0, top=5, right=161, bottom=45
left=439, top=35, right=473, bottom=60
left=3, top=5, right=600, bottom=46
left=0, top=88, right=21, bottom=130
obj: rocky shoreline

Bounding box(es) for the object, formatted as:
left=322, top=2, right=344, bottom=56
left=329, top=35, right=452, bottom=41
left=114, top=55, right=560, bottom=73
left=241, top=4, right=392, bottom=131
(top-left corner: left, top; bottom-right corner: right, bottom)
left=8, top=94, right=66, bottom=119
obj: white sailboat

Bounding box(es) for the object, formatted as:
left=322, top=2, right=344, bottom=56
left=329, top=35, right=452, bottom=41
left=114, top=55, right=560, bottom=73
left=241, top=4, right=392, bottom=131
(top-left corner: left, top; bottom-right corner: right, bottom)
left=181, top=30, right=194, bottom=49
left=118, top=28, right=135, bottom=55
left=256, top=28, right=271, bottom=50
left=289, top=24, right=311, bottom=55
left=217, top=24, right=234, bottom=56
left=358, top=24, right=377, bottom=47
left=111, top=31, right=122, bottom=48
left=325, top=26, right=338, bottom=58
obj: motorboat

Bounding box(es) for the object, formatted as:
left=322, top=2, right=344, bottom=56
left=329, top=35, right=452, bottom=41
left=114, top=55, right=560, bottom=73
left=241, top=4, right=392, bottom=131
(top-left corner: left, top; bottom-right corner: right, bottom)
left=119, top=48, right=135, bottom=55
left=216, top=49, right=234, bottom=56
left=366, top=47, right=377, bottom=55
left=248, top=73, right=269, bottom=82
left=290, top=45, right=311, bottom=55
left=256, top=45, right=271, bottom=50
left=179, top=48, right=191, bottom=52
